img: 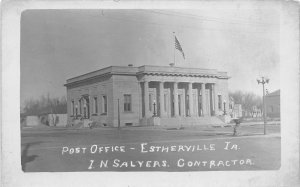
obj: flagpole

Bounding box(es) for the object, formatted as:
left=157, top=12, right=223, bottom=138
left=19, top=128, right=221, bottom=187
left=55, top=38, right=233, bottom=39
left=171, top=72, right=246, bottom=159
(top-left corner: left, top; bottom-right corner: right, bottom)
left=173, top=32, right=175, bottom=66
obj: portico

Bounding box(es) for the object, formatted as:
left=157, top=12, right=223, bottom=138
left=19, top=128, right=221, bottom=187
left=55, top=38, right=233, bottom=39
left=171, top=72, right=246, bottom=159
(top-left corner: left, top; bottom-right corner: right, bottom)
left=137, top=65, right=229, bottom=125
left=141, top=81, right=217, bottom=119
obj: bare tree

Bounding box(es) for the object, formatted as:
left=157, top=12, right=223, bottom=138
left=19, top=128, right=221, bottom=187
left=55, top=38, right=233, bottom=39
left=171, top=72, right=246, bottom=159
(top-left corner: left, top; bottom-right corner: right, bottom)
left=229, top=91, right=262, bottom=117
left=22, top=94, right=67, bottom=116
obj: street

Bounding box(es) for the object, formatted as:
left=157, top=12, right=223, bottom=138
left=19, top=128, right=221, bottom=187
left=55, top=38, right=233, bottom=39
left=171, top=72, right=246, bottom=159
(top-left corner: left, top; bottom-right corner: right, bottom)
left=21, top=124, right=280, bottom=172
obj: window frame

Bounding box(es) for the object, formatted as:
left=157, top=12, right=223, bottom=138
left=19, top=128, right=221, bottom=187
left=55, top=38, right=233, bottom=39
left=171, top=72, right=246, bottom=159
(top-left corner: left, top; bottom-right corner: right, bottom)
left=71, top=100, right=75, bottom=116
left=164, top=94, right=167, bottom=112
left=102, top=95, right=108, bottom=115
left=149, top=94, right=152, bottom=111
left=123, top=94, right=132, bottom=112
left=79, top=99, right=82, bottom=115
left=93, top=96, right=98, bottom=115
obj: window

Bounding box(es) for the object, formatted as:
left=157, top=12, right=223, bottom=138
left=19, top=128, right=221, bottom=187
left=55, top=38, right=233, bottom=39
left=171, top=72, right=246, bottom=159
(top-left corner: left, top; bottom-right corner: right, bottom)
left=218, top=95, right=222, bottom=110
left=71, top=100, right=75, bottom=116
left=193, top=94, right=196, bottom=110
left=186, top=95, right=189, bottom=111
left=178, top=95, right=181, bottom=116
left=125, top=123, right=133, bottom=126
left=164, top=94, right=167, bottom=112
left=93, top=97, right=98, bottom=114
left=199, top=92, right=203, bottom=114
left=79, top=99, right=82, bottom=114
left=149, top=94, right=152, bottom=111
left=84, top=107, right=87, bottom=118
left=102, top=95, right=107, bottom=114
left=124, top=94, right=132, bottom=112
left=83, top=99, right=87, bottom=118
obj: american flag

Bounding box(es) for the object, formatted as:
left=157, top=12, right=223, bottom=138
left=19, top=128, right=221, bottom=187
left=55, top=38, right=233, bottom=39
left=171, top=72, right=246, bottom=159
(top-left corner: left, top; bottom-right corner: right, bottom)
left=175, top=36, right=185, bottom=59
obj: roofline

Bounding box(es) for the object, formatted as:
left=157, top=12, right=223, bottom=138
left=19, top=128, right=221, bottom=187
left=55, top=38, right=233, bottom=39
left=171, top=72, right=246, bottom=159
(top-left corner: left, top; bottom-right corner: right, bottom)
left=65, top=65, right=230, bottom=87
left=266, top=89, right=280, bottom=97
left=138, top=65, right=218, bottom=71
left=66, top=66, right=113, bottom=82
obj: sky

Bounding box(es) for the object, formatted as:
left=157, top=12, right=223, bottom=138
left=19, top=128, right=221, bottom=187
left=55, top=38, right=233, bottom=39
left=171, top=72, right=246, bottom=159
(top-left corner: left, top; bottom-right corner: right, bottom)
left=20, top=7, right=280, bottom=107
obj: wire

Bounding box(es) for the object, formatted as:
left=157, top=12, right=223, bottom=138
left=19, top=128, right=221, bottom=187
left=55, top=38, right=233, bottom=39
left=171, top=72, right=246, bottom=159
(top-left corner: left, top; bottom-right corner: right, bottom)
left=141, top=10, right=276, bottom=27
left=98, top=11, right=278, bottom=35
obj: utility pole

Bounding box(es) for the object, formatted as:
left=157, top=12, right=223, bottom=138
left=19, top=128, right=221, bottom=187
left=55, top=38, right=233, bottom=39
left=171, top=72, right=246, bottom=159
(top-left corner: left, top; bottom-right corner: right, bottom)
left=257, top=77, right=269, bottom=135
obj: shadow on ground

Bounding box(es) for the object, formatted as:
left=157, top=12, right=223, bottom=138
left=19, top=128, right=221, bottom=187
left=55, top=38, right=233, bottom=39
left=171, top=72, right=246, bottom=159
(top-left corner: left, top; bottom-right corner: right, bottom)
left=21, top=141, right=43, bottom=171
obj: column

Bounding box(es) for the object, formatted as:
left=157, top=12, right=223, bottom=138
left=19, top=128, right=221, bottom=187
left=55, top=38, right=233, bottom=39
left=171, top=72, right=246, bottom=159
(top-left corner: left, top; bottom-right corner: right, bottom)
left=159, top=81, right=165, bottom=117
left=188, top=82, right=193, bottom=116
left=173, top=82, right=179, bottom=117
left=144, top=81, right=150, bottom=118
left=201, top=83, right=206, bottom=116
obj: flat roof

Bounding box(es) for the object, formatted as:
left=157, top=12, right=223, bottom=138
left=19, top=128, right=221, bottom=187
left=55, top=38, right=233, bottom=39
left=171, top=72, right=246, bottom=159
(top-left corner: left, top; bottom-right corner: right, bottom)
left=65, top=65, right=229, bottom=86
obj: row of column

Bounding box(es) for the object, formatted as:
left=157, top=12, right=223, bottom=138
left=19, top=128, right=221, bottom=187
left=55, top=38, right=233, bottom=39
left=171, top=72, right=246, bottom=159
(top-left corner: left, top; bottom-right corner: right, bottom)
left=143, top=81, right=216, bottom=118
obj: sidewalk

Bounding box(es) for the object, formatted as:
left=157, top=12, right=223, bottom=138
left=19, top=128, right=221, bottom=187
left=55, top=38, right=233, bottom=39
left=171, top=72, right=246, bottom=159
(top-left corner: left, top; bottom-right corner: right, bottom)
left=21, top=120, right=281, bottom=138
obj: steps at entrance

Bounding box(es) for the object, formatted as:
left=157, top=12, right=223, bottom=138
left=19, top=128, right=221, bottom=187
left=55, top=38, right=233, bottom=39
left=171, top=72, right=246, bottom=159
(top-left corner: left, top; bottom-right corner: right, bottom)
left=160, top=116, right=225, bottom=127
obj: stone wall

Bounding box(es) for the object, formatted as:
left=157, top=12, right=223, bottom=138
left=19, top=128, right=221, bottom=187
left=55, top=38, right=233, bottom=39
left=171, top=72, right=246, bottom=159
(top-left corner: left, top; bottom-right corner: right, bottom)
left=112, top=75, right=141, bottom=127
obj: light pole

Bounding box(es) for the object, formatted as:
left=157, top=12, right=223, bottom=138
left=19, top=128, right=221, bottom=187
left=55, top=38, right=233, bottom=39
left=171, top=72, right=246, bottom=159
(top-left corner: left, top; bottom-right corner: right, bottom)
left=153, top=100, right=157, bottom=117
left=257, top=77, right=269, bottom=135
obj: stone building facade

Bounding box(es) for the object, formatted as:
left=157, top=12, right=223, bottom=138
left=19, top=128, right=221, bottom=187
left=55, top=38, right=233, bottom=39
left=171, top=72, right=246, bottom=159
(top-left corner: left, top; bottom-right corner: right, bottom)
left=64, top=65, right=230, bottom=127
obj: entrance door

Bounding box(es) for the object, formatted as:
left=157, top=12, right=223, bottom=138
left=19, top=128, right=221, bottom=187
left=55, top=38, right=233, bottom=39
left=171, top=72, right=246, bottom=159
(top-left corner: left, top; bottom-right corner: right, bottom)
left=178, top=89, right=185, bottom=117
left=164, top=89, right=171, bottom=117
left=192, top=89, right=198, bottom=116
